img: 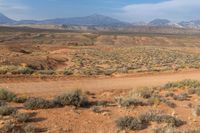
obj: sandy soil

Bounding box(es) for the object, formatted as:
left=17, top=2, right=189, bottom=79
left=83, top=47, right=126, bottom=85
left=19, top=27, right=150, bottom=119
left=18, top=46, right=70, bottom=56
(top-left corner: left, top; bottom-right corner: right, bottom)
left=1, top=71, right=200, bottom=133
left=1, top=70, right=200, bottom=97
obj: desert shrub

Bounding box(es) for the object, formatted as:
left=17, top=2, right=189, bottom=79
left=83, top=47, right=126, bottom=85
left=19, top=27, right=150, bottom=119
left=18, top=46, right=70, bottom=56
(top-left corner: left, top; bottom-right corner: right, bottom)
left=0, top=122, right=23, bottom=133
left=152, top=127, right=179, bottom=133
left=139, top=112, right=185, bottom=127
left=115, top=96, right=146, bottom=107
left=173, top=93, right=189, bottom=101
left=129, top=87, right=154, bottom=99
left=13, top=97, right=27, bottom=103
left=0, top=122, right=36, bottom=133
left=24, top=97, right=54, bottom=110
left=184, top=129, right=200, bottom=133
left=148, top=97, right=162, bottom=106
left=53, top=90, right=88, bottom=107
left=0, top=65, right=34, bottom=75
left=165, top=92, right=175, bottom=97
left=188, top=88, right=200, bottom=96
left=164, top=80, right=200, bottom=89
left=0, top=65, right=17, bottom=74
left=91, top=106, right=101, bottom=113
left=0, top=88, right=16, bottom=102
left=103, top=69, right=115, bottom=76
left=56, top=69, right=73, bottom=75
left=0, top=106, right=17, bottom=116
left=0, top=100, right=6, bottom=106
left=148, top=95, right=176, bottom=108
left=118, top=67, right=128, bottom=73
left=24, top=125, right=36, bottom=133
left=192, top=105, right=200, bottom=116
left=63, top=69, right=73, bottom=75
left=115, top=116, right=147, bottom=130
left=153, top=127, right=200, bottom=133
left=15, top=113, right=32, bottom=123
left=0, top=66, right=8, bottom=74
left=96, top=100, right=110, bottom=106
left=36, top=70, right=55, bottom=75
left=11, top=67, right=34, bottom=75
left=162, top=100, right=177, bottom=108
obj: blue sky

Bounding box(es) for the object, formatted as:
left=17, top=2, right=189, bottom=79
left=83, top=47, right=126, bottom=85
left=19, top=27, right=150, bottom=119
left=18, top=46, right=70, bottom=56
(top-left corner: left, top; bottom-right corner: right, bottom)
left=0, top=0, right=199, bottom=22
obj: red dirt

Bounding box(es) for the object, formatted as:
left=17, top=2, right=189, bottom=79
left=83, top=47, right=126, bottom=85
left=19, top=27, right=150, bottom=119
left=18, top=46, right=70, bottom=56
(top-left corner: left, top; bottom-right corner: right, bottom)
left=1, top=70, right=200, bottom=97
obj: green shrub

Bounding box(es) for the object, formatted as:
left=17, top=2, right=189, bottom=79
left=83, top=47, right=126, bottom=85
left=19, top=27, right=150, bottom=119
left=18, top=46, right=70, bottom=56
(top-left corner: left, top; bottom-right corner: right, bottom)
left=53, top=90, right=88, bottom=107
left=36, top=70, right=55, bottom=75
left=0, top=65, right=34, bottom=75
left=115, top=97, right=146, bottom=107
left=116, top=116, right=147, bottom=130
left=13, top=97, right=27, bottom=103
left=0, top=65, right=16, bottom=74
left=0, top=89, right=16, bottom=102
left=173, top=93, right=189, bottom=101
left=0, top=106, right=17, bottom=116
left=0, top=122, right=36, bottom=133
left=15, top=113, right=32, bottom=123
left=139, top=112, right=185, bottom=127
left=11, top=67, right=34, bottom=75
left=148, top=95, right=176, bottom=108
left=24, top=97, right=54, bottom=110
left=164, top=80, right=200, bottom=89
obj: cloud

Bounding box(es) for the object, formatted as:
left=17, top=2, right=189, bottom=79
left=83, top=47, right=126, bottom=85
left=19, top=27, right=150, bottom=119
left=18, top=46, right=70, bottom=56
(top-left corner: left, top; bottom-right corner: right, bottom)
left=117, top=0, right=200, bottom=22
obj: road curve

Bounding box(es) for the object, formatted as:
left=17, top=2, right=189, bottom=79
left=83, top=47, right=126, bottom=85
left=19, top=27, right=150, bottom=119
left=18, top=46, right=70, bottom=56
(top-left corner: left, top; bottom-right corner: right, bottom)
left=1, top=71, right=200, bottom=97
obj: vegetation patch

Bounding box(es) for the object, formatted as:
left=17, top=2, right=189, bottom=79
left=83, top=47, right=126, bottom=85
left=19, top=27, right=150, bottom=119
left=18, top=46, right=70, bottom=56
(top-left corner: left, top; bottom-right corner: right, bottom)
left=173, top=93, right=189, bottom=101
left=164, top=80, right=200, bottom=90
left=0, top=88, right=16, bottom=102
left=116, top=116, right=147, bottom=130
left=53, top=89, right=88, bottom=107
left=15, top=113, right=32, bottom=123
left=0, top=106, right=17, bottom=116
left=115, top=96, right=147, bottom=107
left=116, top=111, right=185, bottom=131
left=129, top=87, right=155, bottom=99
left=0, top=122, right=36, bottom=133
left=24, top=97, right=54, bottom=110
left=139, top=112, right=185, bottom=127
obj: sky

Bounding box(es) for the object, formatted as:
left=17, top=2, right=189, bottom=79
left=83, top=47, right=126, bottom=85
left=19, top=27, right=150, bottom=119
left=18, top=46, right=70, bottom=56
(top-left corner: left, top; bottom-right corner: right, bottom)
left=0, top=0, right=199, bottom=22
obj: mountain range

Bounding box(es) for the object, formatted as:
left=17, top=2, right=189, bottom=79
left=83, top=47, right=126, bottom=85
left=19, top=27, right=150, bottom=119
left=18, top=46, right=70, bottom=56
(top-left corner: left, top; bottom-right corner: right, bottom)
left=1, top=13, right=200, bottom=29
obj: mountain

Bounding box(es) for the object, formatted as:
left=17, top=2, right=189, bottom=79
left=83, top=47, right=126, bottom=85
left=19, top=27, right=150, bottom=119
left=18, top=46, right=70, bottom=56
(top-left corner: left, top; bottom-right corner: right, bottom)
left=148, top=19, right=171, bottom=26
left=40, top=14, right=130, bottom=26
left=179, top=20, right=200, bottom=29
left=0, top=13, right=15, bottom=24
left=17, top=20, right=40, bottom=25
left=1, top=12, right=200, bottom=30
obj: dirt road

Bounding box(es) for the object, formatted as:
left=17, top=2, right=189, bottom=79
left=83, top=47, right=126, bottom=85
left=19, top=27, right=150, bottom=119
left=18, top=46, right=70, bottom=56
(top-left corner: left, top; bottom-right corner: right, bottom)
left=1, top=71, right=200, bottom=97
